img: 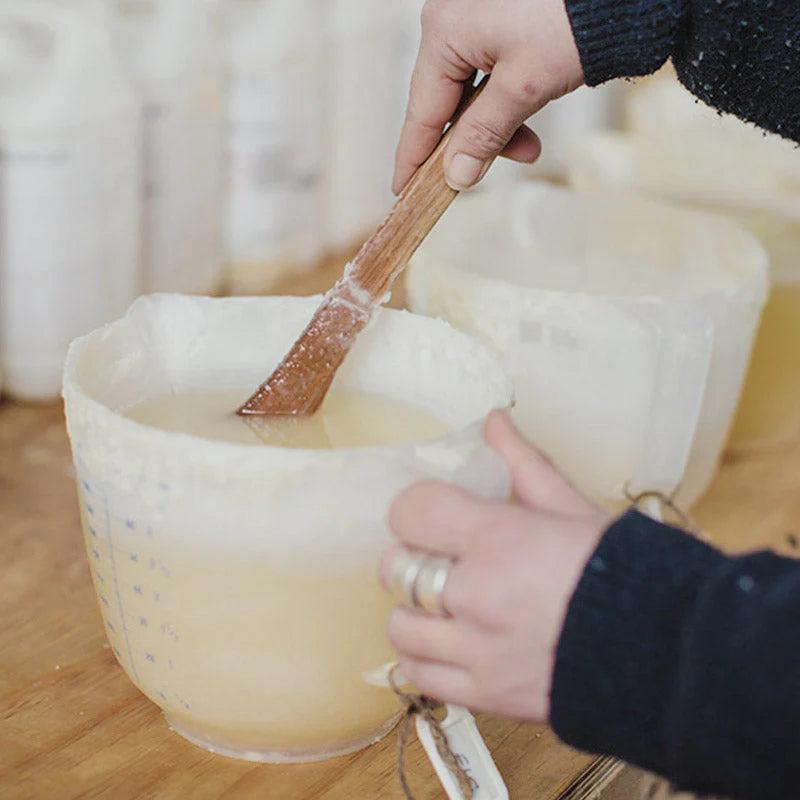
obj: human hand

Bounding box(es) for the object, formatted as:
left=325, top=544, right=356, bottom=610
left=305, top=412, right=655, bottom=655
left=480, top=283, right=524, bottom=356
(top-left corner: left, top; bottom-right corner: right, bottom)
left=379, top=411, right=611, bottom=722
left=393, top=0, right=585, bottom=194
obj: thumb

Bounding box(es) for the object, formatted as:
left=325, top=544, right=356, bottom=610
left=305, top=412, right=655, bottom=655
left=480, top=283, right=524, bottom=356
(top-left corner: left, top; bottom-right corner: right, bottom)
left=484, top=410, right=600, bottom=517
left=444, top=68, right=547, bottom=190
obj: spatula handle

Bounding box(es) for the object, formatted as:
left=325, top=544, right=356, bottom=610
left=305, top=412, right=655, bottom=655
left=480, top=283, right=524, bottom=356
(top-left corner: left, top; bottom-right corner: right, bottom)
left=236, top=75, right=489, bottom=418
left=348, top=74, right=489, bottom=300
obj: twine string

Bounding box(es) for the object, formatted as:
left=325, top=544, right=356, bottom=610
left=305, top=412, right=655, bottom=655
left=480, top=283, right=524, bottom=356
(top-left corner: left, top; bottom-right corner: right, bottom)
left=389, top=666, right=475, bottom=800
left=625, top=487, right=700, bottom=536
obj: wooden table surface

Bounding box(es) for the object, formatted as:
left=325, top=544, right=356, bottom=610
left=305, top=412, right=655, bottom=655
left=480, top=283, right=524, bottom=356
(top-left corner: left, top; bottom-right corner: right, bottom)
left=2, top=257, right=799, bottom=799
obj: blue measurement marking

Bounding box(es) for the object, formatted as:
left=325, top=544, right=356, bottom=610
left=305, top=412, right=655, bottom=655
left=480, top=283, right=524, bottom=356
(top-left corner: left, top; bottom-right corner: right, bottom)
left=125, top=520, right=135, bottom=530
left=101, top=486, right=140, bottom=684
left=175, top=693, right=190, bottom=711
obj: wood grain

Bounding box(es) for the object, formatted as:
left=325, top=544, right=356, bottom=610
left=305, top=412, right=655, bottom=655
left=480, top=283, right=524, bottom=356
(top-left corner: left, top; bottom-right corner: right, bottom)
left=3, top=254, right=799, bottom=798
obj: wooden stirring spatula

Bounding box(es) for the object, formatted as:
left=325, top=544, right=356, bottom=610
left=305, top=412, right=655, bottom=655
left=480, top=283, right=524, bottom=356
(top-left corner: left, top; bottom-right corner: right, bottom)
left=238, top=75, right=487, bottom=417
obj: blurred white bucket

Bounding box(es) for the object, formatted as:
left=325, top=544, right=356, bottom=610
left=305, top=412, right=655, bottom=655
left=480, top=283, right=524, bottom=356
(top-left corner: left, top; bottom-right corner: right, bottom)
left=570, top=131, right=800, bottom=451
left=407, top=183, right=768, bottom=507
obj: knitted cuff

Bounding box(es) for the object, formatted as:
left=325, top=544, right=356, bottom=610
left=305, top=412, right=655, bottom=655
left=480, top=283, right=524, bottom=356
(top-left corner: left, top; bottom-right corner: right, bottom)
left=548, top=510, right=724, bottom=774
left=564, top=0, right=685, bottom=85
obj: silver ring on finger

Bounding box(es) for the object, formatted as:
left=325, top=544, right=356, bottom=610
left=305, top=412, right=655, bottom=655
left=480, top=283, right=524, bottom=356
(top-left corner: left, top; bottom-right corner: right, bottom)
left=411, top=556, right=453, bottom=618
left=389, top=548, right=427, bottom=607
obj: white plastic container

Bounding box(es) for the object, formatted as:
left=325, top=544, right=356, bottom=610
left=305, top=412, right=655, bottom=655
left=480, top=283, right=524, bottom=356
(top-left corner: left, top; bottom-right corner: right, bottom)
left=113, top=0, right=224, bottom=294
left=527, top=83, right=622, bottom=180
left=474, top=83, right=622, bottom=191
left=407, top=183, right=768, bottom=507
left=624, top=66, right=800, bottom=162
left=221, top=0, right=325, bottom=294
left=0, top=1, right=140, bottom=401
left=389, top=0, right=424, bottom=145
left=570, top=131, right=800, bottom=452
left=324, top=0, right=397, bottom=252
left=63, top=294, right=512, bottom=761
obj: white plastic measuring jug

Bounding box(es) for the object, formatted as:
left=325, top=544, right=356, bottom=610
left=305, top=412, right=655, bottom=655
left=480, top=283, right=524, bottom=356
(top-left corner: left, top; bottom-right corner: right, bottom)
left=569, top=131, right=800, bottom=452
left=63, top=294, right=512, bottom=762
left=407, top=182, right=768, bottom=507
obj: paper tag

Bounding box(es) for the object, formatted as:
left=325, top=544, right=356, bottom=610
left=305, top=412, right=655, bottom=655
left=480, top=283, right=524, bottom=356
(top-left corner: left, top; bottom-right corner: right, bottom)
left=416, top=706, right=509, bottom=800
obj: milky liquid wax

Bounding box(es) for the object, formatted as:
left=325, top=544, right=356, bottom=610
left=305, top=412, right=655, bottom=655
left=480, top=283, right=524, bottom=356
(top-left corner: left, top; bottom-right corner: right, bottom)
left=101, top=388, right=452, bottom=760
left=126, top=387, right=452, bottom=448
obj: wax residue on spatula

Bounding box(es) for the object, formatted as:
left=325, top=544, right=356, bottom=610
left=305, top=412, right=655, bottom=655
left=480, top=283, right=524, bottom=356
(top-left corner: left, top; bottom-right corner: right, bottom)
left=125, top=388, right=452, bottom=448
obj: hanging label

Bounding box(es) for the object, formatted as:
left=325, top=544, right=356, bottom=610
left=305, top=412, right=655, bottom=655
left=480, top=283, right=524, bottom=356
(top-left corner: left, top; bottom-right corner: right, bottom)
left=416, top=706, right=509, bottom=800
left=362, top=664, right=508, bottom=800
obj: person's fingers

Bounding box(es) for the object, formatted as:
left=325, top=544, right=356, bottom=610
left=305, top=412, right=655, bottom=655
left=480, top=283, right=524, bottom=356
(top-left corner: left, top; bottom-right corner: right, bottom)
left=380, top=544, right=446, bottom=596
left=392, top=82, right=461, bottom=195
left=380, top=539, right=512, bottom=628
left=484, top=410, right=601, bottom=516
left=396, top=111, right=539, bottom=196
left=392, top=22, right=475, bottom=194
left=397, top=657, right=479, bottom=707
left=499, top=124, right=541, bottom=163
left=443, top=67, right=549, bottom=190
left=387, top=606, right=471, bottom=664
left=388, top=482, right=501, bottom=557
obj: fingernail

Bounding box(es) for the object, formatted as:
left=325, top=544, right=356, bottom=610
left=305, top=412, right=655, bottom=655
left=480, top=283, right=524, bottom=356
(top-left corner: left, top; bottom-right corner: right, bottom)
left=446, top=153, right=488, bottom=190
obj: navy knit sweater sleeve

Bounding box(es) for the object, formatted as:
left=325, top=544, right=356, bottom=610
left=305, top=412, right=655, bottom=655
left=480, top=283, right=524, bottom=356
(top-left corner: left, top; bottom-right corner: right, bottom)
left=565, top=0, right=800, bottom=141
left=550, top=511, right=800, bottom=799
left=548, top=3, right=800, bottom=796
